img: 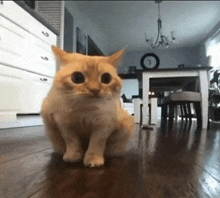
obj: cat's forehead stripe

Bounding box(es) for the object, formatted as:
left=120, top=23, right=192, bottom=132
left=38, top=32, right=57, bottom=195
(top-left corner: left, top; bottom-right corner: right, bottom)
left=62, top=57, right=117, bottom=79
left=81, top=59, right=115, bottom=74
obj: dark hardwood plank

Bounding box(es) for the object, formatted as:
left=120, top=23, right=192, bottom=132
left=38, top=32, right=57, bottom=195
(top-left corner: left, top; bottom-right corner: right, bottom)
left=0, top=148, right=53, bottom=198
left=28, top=188, right=46, bottom=198
left=0, top=151, right=52, bottom=198
left=1, top=121, right=220, bottom=198
left=0, top=126, right=52, bottom=164
left=195, top=128, right=220, bottom=183
left=140, top=123, right=220, bottom=198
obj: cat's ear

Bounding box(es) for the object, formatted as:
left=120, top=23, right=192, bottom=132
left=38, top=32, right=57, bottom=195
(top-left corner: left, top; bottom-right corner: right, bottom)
left=107, top=48, right=125, bottom=68
left=52, top=46, right=68, bottom=64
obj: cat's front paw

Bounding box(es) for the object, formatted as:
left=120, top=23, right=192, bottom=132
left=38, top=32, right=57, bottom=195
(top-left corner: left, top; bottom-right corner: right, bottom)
left=84, top=154, right=104, bottom=167
left=63, top=151, right=83, bottom=163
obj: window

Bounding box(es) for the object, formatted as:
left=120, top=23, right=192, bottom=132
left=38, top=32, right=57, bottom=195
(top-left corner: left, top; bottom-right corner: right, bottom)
left=205, top=31, right=220, bottom=80
left=207, top=43, right=220, bottom=68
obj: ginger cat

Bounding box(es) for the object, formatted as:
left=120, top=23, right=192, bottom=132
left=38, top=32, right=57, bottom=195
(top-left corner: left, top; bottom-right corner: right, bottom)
left=41, top=46, right=135, bottom=167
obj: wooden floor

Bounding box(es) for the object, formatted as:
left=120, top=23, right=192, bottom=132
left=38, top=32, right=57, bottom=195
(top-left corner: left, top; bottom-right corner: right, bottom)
left=1, top=119, right=220, bottom=198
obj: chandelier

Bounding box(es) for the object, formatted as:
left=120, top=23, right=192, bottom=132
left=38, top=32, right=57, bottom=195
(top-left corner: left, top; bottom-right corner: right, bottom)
left=145, top=0, right=176, bottom=48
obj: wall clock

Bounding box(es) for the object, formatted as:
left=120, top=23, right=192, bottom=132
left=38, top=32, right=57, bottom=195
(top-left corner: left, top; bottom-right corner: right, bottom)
left=140, top=53, right=160, bottom=70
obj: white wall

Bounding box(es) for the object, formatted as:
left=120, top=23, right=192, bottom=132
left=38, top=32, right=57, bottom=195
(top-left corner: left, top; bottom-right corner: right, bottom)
left=65, top=1, right=205, bottom=71
left=118, top=45, right=201, bottom=73
left=65, top=1, right=209, bottom=101
left=121, top=79, right=139, bottom=99
left=117, top=45, right=202, bottom=99
left=65, top=1, right=109, bottom=55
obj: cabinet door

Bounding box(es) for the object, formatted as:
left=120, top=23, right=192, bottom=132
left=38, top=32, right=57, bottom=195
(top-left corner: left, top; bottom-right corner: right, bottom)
left=0, top=74, right=22, bottom=112
left=0, top=15, right=30, bottom=38
left=0, top=1, right=57, bottom=46
left=18, top=78, right=52, bottom=113
left=0, top=48, right=56, bottom=78
left=0, top=0, right=31, bottom=33
left=0, top=64, right=53, bottom=113
left=0, top=24, right=28, bottom=56
left=0, top=75, right=52, bottom=113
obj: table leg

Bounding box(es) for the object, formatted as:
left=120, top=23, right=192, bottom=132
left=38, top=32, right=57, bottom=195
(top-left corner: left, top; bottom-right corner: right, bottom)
left=150, top=98, right=158, bottom=125
left=199, top=70, right=209, bottom=129
left=133, top=98, right=142, bottom=123
left=142, top=73, right=150, bottom=127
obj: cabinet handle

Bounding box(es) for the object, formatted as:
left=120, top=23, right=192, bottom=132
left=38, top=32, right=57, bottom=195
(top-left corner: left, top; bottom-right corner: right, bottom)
left=42, top=31, right=49, bottom=37
left=41, top=56, right=49, bottom=61
left=40, top=78, right=48, bottom=81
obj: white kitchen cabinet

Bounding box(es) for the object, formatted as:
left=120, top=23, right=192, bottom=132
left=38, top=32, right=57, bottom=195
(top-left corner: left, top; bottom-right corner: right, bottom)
left=0, top=1, right=57, bottom=127
left=0, top=14, right=56, bottom=77
left=0, top=64, right=53, bottom=113
left=0, top=1, right=57, bottom=46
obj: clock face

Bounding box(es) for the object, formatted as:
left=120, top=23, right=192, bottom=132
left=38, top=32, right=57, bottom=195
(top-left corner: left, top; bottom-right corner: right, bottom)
left=143, top=56, right=157, bottom=69
left=140, top=53, right=160, bottom=70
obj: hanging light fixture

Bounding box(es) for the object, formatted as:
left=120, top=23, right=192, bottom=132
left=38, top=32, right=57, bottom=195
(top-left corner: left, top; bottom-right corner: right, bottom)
left=145, top=0, right=176, bottom=48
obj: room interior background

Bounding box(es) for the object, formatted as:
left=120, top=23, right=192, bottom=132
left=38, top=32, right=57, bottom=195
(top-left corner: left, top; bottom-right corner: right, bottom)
left=1, top=0, right=220, bottom=128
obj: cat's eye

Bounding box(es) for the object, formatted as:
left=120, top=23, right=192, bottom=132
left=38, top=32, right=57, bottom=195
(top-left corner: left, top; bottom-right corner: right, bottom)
left=71, top=72, right=85, bottom=84
left=101, top=73, right=112, bottom=84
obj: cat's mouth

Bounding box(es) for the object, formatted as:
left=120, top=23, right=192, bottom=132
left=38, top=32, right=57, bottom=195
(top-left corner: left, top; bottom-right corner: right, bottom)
left=86, top=94, right=102, bottom=99
left=88, top=95, right=101, bottom=99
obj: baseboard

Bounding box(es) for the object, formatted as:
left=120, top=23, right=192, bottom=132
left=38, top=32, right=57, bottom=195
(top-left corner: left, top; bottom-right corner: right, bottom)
left=0, top=114, right=44, bottom=129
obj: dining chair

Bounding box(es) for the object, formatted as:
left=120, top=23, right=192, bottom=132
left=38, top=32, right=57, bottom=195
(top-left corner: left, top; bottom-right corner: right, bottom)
left=133, top=97, right=158, bottom=125
left=120, top=94, right=134, bottom=115
left=133, top=89, right=160, bottom=125
left=121, top=96, right=158, bottom=126
left=161, top=91, right=202, bottom=128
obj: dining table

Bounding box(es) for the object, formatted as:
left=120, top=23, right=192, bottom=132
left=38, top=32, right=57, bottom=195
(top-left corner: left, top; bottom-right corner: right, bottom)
left=135, top=66, right=212, bottom=129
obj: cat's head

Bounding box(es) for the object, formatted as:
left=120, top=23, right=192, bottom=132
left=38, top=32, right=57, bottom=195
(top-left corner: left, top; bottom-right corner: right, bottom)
left=52, top=46, right=125, bottom=101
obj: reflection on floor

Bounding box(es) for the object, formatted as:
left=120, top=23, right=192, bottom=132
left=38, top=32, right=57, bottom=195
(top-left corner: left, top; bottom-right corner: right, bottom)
left=1, top=120, right=220, bottom=198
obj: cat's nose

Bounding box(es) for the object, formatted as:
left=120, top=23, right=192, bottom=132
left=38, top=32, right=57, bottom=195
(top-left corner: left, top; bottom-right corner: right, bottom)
left=89, top=89, right=100, bottom=96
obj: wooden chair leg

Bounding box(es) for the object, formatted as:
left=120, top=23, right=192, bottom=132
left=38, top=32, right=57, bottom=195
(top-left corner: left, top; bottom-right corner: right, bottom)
left=169, top=103, right=175, bottom=128
left=180, top=104, right=184, bottom=120
left=187, top=102, right=192, bottom=122
left=140, top=104, right=143, bottom=126
left=194, top=102, right=202, bottom=129
left=174, top=105, right=178, bottom=121
left=161, top=103, right=167, bottom=121
left=133, top=98, right=141, bottom=123
left=183, top=104, right=188, bottom=120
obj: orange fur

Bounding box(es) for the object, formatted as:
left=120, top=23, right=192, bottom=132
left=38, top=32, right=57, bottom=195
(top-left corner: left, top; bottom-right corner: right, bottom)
left=41, top=46, right=135, bottom=167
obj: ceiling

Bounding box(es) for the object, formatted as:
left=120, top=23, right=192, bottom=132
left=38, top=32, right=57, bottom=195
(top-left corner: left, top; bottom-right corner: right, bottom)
left=74, top=1, right=220, bottom=53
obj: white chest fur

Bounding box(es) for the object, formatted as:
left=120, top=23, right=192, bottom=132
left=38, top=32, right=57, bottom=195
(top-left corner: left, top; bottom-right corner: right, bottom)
left=53, top=100, right=117, bottom=136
